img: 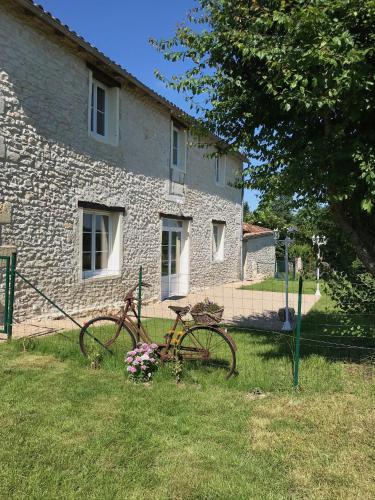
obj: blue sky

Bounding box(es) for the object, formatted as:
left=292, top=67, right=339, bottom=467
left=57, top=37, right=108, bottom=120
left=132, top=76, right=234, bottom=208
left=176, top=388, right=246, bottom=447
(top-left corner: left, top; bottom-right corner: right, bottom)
left=37, top=0, right=258, bottom=209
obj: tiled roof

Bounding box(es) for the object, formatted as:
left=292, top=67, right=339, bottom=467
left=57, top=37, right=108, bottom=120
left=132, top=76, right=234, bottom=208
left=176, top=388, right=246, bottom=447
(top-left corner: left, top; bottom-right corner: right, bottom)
left=243, top=223, right=273, bottom=239
left=11, top=0, right=246, bottom=160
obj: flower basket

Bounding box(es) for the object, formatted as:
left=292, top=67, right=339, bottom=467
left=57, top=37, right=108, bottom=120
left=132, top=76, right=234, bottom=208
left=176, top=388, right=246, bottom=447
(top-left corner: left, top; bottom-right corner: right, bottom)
left=190, top=301, right=224, bottom=325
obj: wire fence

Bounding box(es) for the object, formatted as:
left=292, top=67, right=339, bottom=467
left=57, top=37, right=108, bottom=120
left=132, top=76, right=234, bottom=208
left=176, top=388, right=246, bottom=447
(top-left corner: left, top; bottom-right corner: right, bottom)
left=1, top=260, right=374, bottom=387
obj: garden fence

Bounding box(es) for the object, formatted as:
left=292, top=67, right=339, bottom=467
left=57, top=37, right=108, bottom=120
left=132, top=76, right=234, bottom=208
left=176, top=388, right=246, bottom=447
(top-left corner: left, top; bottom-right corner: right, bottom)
left=1, top=258, right=374, bottom=389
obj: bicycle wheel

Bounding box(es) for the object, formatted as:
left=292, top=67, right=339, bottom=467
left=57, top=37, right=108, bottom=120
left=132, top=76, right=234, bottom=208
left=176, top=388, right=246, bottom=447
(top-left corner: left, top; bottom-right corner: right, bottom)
left=79, top=316, right=136, bottom=358
left=178, top=325, right=236, bottom=379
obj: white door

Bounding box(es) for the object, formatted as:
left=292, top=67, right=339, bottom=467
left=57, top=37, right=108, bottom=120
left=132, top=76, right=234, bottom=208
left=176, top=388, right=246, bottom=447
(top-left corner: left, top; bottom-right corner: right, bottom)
left=161, top=219, right=183, bottom=299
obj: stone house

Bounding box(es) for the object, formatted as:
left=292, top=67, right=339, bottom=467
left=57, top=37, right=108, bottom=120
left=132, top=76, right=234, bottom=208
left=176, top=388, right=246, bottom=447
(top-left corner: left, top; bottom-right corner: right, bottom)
left=242, top=224, right=275, bottom=281
left=0, top=0, right=244, bottom=319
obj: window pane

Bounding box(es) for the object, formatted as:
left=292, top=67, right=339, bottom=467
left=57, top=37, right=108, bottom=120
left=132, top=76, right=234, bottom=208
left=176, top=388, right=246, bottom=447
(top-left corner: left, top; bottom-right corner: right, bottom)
left=83, top=213, right=92, bottom=232
left=173, top=129, right=178, bottom=165
left=162, top=245, right=169, bottom=261
left=96, top=215, right=109, bottom=233
left=82, top=252, right=91, bottom=271
left=83, top=232, right=92, bottom=252
left=162, top=231, right=169, bottom=246
left=95, top=252, right=108, bottom=271
left=162, top=260, right=169, bottom=276
left=171, top=260, right=176, bottom=275
left=97, top=110, right=105, bottom=136
left=97, top=86, right=106, bottom=112
left=90, top=84, right=94, bottom=132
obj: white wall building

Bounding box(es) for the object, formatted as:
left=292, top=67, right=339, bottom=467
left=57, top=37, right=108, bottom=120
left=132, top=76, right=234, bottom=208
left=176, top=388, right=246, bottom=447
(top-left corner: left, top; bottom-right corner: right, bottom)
left=242, top=224, right=276, bottom=281
left=0, top=0, right=244, bottom=318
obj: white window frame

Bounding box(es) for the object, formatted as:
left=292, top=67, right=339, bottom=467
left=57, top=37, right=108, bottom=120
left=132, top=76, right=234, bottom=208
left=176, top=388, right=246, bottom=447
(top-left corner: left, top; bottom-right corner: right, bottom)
left=80, top=209, right=122, bottom=280
left=215, top=155, right=226, bottom=187
left=170, top=121, right=187, bottom=173
left=88, top=70, right=119, bottom=146
left=212, top=223, right=225, bottom=262
left=89, top=78, right=109, bottom=141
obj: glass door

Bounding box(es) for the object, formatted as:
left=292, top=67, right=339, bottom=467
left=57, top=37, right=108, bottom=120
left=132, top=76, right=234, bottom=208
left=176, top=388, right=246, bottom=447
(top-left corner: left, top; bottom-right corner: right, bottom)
left=161, top=219, right=183, bottom=299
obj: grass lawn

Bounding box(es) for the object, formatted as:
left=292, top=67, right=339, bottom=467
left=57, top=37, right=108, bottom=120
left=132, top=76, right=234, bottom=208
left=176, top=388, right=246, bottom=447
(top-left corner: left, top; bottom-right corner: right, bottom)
left=241, top=277, right=318, bottom=294
left=0, top=313, right=374, bottom=498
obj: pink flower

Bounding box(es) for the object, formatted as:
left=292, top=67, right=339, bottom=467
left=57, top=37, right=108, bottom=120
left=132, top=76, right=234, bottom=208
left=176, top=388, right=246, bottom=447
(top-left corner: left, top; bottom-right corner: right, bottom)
left=150, top=343, right=158, bottom=349
left=141, top=343, right=149, bottom=350
left=141, top=365, right=147, bottom=371
left=127, top=366, right=137, bottom=373
left=126, top=356, right=133, bottom=363
left=141, top=353, right=150, bottom=361
left=135, top=356, right=142, bottom=363
left=149, top=357, right=155, bottom=363
left=127, top=350, right=137, bottom=356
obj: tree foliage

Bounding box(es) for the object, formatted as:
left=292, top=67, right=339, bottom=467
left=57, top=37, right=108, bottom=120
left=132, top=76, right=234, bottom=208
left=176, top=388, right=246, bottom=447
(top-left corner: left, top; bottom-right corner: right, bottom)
left=152, top=0, right=375, bottom=276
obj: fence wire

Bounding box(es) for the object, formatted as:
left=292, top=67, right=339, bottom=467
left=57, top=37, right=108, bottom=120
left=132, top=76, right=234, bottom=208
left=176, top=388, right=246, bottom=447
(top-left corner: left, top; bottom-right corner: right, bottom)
left=4, top=262, right=374, bottom=385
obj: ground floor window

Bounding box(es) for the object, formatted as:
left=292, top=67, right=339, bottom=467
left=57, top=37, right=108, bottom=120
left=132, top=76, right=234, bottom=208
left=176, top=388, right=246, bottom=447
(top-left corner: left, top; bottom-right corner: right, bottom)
left=212, top=223, right=225, bottom=262
left=81, top=210, right=122, bottom=278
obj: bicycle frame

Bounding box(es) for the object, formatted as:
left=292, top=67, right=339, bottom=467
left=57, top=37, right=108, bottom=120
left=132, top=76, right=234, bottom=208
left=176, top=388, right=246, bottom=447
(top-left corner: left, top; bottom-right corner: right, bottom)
left=120, top=295, right=187, bottom=352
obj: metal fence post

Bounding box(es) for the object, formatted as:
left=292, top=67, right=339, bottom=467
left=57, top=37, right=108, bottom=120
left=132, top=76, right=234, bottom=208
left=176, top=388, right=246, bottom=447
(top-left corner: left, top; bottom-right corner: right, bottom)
left=137, top=266, right=142, bottom=328
left=3, top=256, right=10, bottom=335
left=7, top=252, right=17, bottom=340
left=293, top=275, right=303, bottom=388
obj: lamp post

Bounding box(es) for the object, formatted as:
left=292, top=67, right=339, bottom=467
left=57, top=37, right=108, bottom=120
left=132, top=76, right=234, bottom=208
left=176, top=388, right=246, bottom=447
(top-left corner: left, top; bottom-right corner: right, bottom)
left=274, top=227, right=296, bottom=331
left=311, top=235, right=327, bottom=296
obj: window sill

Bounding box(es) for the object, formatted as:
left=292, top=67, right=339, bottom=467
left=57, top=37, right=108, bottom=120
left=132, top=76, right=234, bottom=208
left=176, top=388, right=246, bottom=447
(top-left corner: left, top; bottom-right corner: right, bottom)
left=88, top=131, right=118, bottom=147
left=212, top=258, right=224, bottom=264
left=82, top=271, right=121, bottom=282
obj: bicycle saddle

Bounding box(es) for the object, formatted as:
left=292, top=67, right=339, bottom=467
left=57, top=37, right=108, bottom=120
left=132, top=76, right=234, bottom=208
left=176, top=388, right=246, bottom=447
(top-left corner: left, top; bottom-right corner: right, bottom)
left=168, top=305, right=190, bottom=316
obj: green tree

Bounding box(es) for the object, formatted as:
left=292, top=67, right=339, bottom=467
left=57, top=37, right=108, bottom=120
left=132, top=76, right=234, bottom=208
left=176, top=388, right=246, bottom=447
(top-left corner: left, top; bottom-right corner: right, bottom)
left=153, top=0, right=375, bottom=277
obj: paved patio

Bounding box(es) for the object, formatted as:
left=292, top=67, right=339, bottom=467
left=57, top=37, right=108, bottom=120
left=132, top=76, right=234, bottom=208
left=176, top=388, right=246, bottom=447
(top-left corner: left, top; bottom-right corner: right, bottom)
left=143, top=280, right=320, bottom=330
left=0, top=280, right=320, bottom=340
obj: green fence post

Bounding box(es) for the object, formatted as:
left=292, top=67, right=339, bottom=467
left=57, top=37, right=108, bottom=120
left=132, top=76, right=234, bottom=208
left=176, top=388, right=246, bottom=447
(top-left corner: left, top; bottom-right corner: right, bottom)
left=137, top=266, right=142, bottom=328
left=7, top=252, right=17, bottom=340
left=3, top=256, right=10, bottom=335
left=293, top=275, right=303, bottom=388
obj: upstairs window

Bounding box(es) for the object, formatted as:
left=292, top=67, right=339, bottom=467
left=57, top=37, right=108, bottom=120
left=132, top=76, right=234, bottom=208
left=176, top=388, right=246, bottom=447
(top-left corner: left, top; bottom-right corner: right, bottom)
left=88, top=70, right=119, bottom=146
left=170, top=122, right=187, bottom=195
left=171, top=122, right=187, bottom=173
left=215, top=155, right=226, bottom=187
left=212, top=222, right=225, bottom=262
left=90, top=79, right=107, bottom=137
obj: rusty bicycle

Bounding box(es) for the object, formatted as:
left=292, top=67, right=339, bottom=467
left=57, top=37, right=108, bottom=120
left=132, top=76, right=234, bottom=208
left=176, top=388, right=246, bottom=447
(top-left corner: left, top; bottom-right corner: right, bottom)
left=79, top=281, right=237, bottom=379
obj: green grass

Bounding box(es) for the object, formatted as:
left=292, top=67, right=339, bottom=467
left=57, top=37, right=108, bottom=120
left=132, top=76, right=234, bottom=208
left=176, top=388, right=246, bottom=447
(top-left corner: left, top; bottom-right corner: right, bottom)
left=0, top=314, right=373, bottom=499
left=241, top=277, right=318, bottom=294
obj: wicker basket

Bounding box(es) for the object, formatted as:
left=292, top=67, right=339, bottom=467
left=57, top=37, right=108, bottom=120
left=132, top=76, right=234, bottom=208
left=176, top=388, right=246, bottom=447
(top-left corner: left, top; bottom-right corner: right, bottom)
left=190, top=306, right=224, bottom=325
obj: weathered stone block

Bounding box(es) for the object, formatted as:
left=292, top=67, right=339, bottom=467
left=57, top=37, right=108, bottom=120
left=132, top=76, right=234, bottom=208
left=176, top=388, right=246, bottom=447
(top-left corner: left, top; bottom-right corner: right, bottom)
left=0, top=245, right=17, bottom=256
left=0, top=202, right=11, bottom=224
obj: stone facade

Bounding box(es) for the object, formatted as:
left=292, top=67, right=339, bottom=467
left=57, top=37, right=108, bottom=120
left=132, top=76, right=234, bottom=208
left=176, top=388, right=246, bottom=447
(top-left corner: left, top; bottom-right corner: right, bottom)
left=0, top=2, right=243, bottom=320
left=243, top=234, right=275, bottom=281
